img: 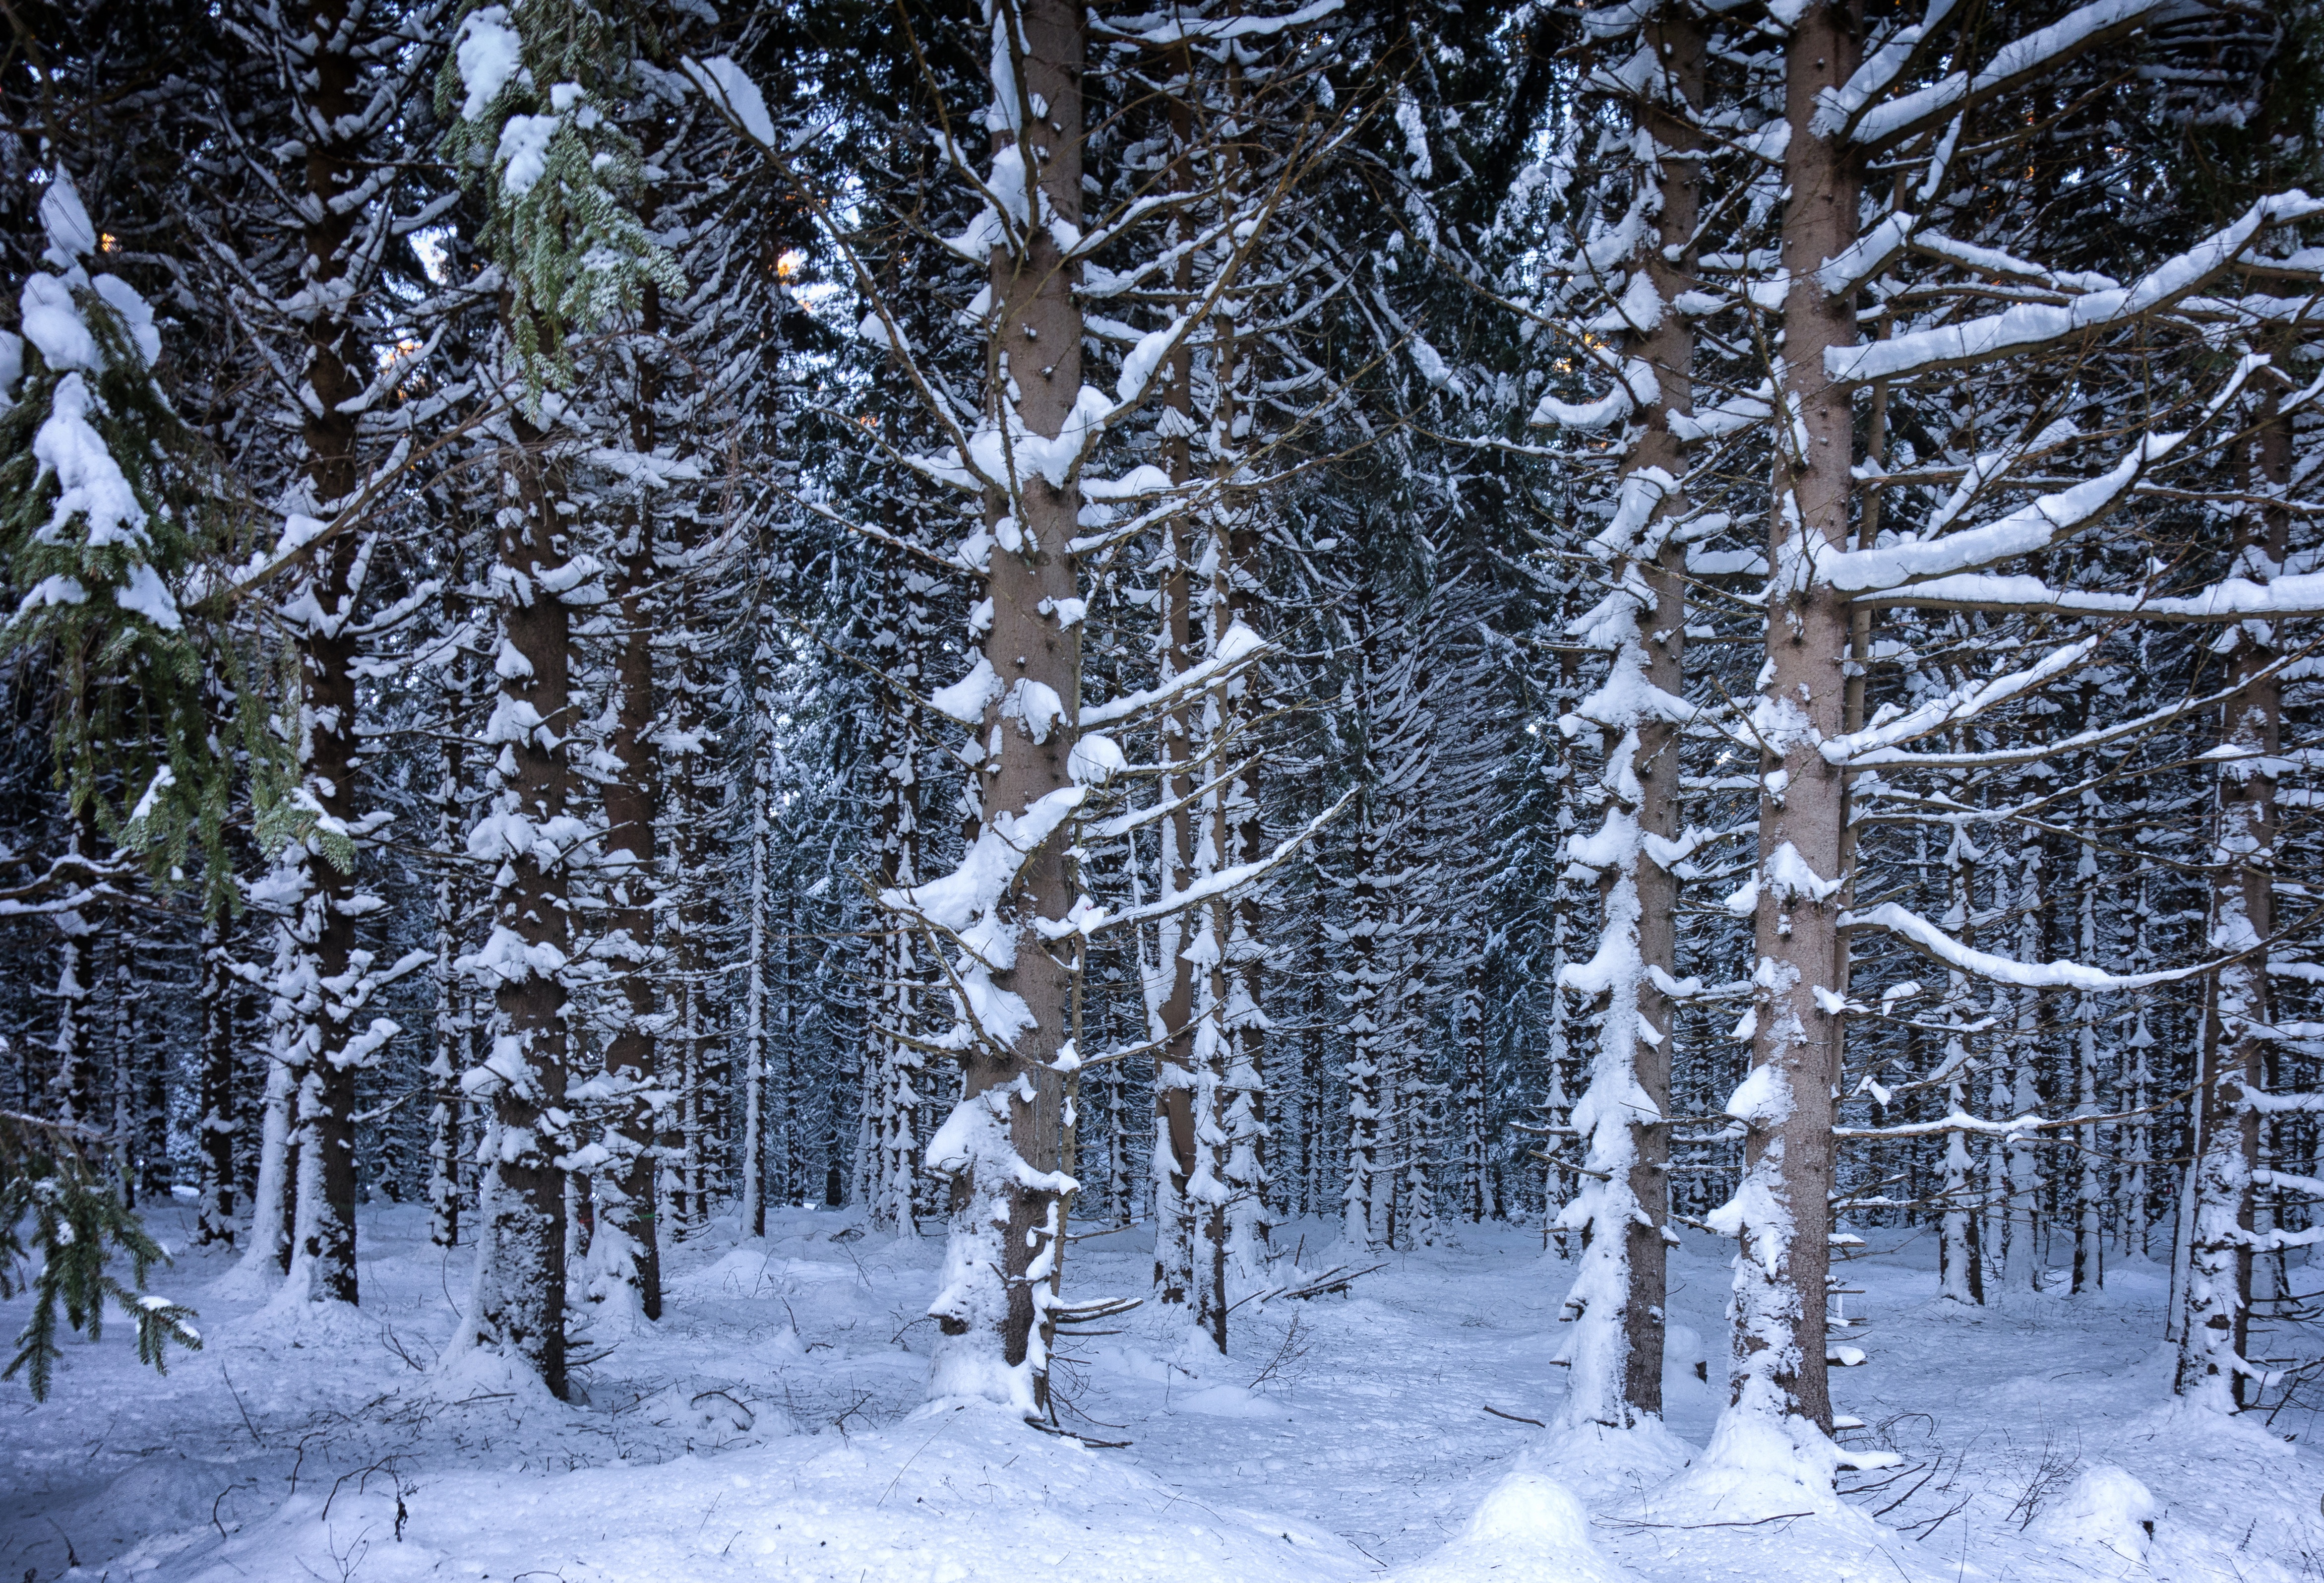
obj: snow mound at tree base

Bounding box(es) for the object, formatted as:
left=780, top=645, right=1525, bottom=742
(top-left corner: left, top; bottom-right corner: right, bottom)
left=2032, top=1464, right=2157, bottom=1561
left=1389, top=1469, right=1636, bottom=1582
left=174, top=1399, right=1371, bottom=1583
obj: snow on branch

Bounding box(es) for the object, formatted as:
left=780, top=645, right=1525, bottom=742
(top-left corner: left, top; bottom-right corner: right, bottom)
left=1864, top=569, right=2324, bottom=622
left=1814, top=357, right=2261, bottom=592
left=1078, top=622, right=1267, bottom=728
left=1074, top=790, right=1354, bottom=938
left=1818, top=636, right=2100, bottom=765
left=1849, top=0, right=2176, bottom=151
left=1841, top=901, right=2215, bottom=992
left=1827, top=197, right=2324, bottom=384
left=1818, top=649, right=2301, bottom=772
left=1097, top=0, right=1343, bottom=45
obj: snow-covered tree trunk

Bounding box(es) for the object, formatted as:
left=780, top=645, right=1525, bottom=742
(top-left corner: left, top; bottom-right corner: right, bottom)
left=194, top=913, right=239, bottom=1246
left=259, top=0, right=413, bottom=1310
left=428, top=723, right=468, bottom=1252
left=591, top=286, right=668, bottom=1314
left=1936, top=825, right=1985, bottom=1305
left=2000, top=833, right=2046, bottom=1288
left=460, top=398, right=584, bottom=1398
left=1710, top=0, right=1858, bottom=1459
left=867, top=541, right=935, bottom=1233
left=1545, top=1, right=1701, bottom=1429
left=2072, top=812, right=2105, bottom=1295
left=2177, top=391, right=2290, bottom=1410
left=1148, top=72, right=1202, bottom=1307
left=741, top=636, right=773, bottom=1238
left=46, top=885, right=96, bottom=1126
left=916, top=0, right=1090, bottom=1417
left=2121, top=880, right=2159, bottom=1262
left=1223, top=510, right=1271, bottom=1270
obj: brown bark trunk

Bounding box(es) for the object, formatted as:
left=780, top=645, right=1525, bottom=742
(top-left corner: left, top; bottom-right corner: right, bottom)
left=948, top=0, right=1088, bottom=1407
left=290, top=0, right=371, bottom=1307
left=2177, top=384, right=2286, bottom=1405
left=1614, top=6, right=1703, bottom=1421
left=480, top=401, right=575, bottom=1399
left=1151, top=72, right=1200, bottom=1302
left=1732, top=0, right=1862, bottom=1438
left=195, top=915, right=238, bottom=1247
left=597, top=279, right=666, bottom=1318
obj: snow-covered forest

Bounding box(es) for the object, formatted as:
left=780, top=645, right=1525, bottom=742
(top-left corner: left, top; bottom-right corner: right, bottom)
left=7, top=0, right=2324, bottom=1578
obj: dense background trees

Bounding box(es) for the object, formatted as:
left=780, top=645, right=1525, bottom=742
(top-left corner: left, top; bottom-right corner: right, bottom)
left=3, top=0, right=2322, bottom=1470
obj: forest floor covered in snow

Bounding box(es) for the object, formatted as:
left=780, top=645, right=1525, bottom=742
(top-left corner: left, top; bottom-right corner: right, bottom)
left=8, top=1204, right=2324, bottom=1583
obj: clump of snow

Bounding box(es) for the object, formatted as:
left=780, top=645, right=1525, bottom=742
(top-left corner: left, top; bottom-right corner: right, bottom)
left=2034, top=1464, right=2157, bottom=1561
left=454, top=6, right=525, bottom=120
left=496, top=112, right=561, bottom=195
left=680, top=56, right=779, bottom=148
left=34, top=373, right=148, bottom=547
left=113, top=561, right=182, bottom=631
left=21, top=272, right=98, bottom=374
left=931, top=655, right=999, bottom=724
left=1391, top=1470, right=1634, bottom=1583
left=92, top=273, right=161, bottom=365
left=39, top=170, right=97, bottom=266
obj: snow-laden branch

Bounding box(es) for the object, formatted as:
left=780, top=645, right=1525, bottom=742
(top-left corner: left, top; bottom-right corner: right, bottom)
left=1078, top=622, right=1267, bottom=728
left=1864, top=569, right=2324, bottom=621
left=1819, top=636, right=2100, bottom=765
left=881, top=786, right=1088, bottom=935
left=1828, top=196, right=2324, bottom=384
left=1096, top=0, right=1342, bottom=45
left=1823, top=649, right=2301, bottom=772
left=1849, top=0, right=2175, bottom=151
left=1071, top=789, right=1354, bottom=938
left=1841, top=901, right=2215, bottom=992
left=1815, top=357, right=2260, bottom=591
left=1529, top=353, right=1660, bottom=431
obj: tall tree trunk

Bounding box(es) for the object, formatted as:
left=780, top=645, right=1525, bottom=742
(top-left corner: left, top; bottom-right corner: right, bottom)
left=428, top=656, right=471, bottom=1251
left=465, top=399, right=578, bottom=1399
left=2178, top=387, right=2288, bottom=1410
left=1553, top=4, right=1699, bottom=1428
left=922, top=0, right=1088, bottom=1417
left=275, top=0, right=376, bottom=1308
left=593, top=284, right=667, bottom=1317
left=1149, top=71, right=1201, bottom=1306
left=1712, top=0, right=1860, bottom=1457
left=195, top=915, right=239, bottom=1246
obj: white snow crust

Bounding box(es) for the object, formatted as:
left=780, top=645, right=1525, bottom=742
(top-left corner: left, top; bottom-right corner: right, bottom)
left=11, top=1206, right=2324, bottom=1583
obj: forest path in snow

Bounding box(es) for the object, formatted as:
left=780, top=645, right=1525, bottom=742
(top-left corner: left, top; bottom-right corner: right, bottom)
left=6, top=1204, right=2324, bottom=1582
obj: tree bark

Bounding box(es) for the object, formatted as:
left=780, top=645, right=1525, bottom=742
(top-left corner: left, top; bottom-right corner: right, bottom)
left=595, top=282, right=667, bottom=1316
left=926, top=0, right=1087, bottom=1416
left=278, top=0, right=375, bottom=1308
left=2178, top=385, right=2288, bottom=1409
left=472, top=400, right=576, bottom=1399
left=1722, top=0, right=1861, bottom=1447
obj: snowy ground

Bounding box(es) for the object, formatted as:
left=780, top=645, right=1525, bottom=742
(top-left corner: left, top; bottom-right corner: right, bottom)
left=8, top=1204, right=2324, bottom=1583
